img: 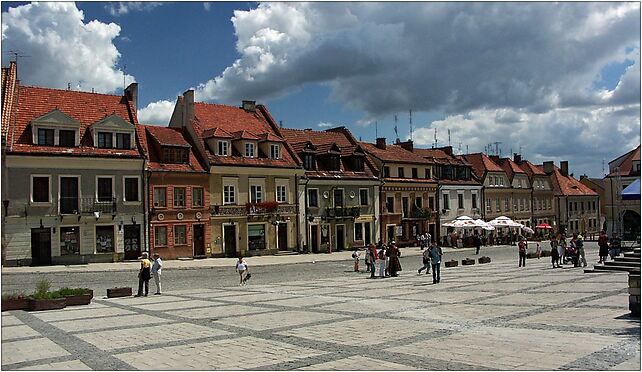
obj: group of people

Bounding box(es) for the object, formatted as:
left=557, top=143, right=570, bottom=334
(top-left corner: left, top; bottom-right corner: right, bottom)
left=547, top=231, right=622, bottom=269
left=359, top=240, right=443, bottom=284
left=136, top=252, right=163, bottom=297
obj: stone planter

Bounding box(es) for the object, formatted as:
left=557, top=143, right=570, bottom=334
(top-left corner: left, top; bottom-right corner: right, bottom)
left=478, top=256, right=491, bottom=264
left=64, top=290, right=93, bottom=306
left=542, top=250, right=551, bottom=257
left=2, top=298, right=28, bottom=311
left=526, top=252, right=539, bottom=259
left=107, top=287, right=132, bottom=298
left=462, top=258, right=475, bottom=266
left=444, top=260, right=458, bottom=268
left=28, top=298, right=66, bottom=311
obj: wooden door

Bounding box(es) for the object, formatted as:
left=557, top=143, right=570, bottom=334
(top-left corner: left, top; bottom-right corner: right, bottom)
left=224, top=225, right=237, bottom=258
left=123, top=225, right=141, bottom=260
left=336, top=225, right=345, bottom=251
left=193, top=224, right=205, bottom=256
left=31, top=228, right=51, bottom=266
left=278, top=223, right=288, bottom=251
left=310, top=225, right=319, bottom=253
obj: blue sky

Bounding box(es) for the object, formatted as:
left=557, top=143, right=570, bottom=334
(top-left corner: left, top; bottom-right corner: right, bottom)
left=1, top=2, right=639, bottom=177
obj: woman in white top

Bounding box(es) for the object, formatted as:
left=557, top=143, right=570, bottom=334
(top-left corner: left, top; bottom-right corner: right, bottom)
left=235, top=255, right=248, bottom=286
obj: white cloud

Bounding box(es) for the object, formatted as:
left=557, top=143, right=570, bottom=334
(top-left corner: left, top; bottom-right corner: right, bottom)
left=138, top=100, right=175, bottom=125
left=203, top=3, right=212, bottom=12
left=104, top=2, right=164, bottom=16
left=1, top=2, right=134, bottom=94
left=317, top=122, right=333, bottom=128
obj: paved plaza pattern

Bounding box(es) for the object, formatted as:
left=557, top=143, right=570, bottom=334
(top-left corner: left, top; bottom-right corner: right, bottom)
left=2, top=257, right=640, bottom=370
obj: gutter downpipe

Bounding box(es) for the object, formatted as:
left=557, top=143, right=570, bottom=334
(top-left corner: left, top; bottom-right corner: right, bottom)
left=144, top=166, right=151, bottom=254
left=302, top=175, right=310, bottom=253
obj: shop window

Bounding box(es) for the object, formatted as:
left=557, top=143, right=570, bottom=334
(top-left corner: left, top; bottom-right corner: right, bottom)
left=60, top=226, right=80, bottom=255
left=248, top=224, right=266, bottom=250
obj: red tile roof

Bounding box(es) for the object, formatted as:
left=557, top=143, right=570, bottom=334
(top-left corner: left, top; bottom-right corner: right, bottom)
left=139, top=125, right=206, bottom=173
left=1, top=61, right=18, bottom=138
left=7, top=85, right=142, bottom=158
left=550, top=167, right=598, bottom=196
left=497, top=158, right=526, bottom=181
left=414, top=148, right=470, bottom=166
left=461, top=153, right=505, bottom=179
left=607, top=145, right=641, bottom=177
left=518, top=160, right=546, bottom=177
left=360, top=142, right=434, bottom=165
left=232, top=130, right=259, bottom=141
left=192, top=102, right=298, bottom=168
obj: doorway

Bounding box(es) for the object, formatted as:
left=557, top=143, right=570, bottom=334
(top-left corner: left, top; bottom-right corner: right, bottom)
left=31, top=228, right=52, bottom=266
left=310, top=225, right=319, bottom=253
left=224, top=224, right=237, bottom=258
left=364, top=222, right=371, bottom=245
left=387, top=225, right=396, bottom=244
left=194, top=224, right=205, bottom=256
left=123, top=224, right=141, bottom=260
left=277, top=223, right=288, bottom=251
left=335, top=224, right=345, bottom=251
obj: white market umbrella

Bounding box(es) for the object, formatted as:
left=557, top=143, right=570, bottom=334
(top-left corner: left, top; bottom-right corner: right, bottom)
left=474, top=219, right=495, bottom=231
left=522, top=226, right=535, bottom=234
left=488, top=216, right=523, bottom=228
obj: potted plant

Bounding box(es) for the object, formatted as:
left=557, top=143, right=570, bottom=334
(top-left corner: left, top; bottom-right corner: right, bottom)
left=57, top=287, right=93, bottom=306
left=2, top=293, right=28, bottom=311
left=462, top=258, right=475, bottom=266
left=478, top=256, right=492, bottom=264
left=445, top=259, right=458, bottom=268
left=107, top=287, right=132, bottom=298
left=28, top=279, right=66, bottom=311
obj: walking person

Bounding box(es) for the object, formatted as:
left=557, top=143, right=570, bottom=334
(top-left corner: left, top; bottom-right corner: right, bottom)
left=558, top=235, right=566, bottom=264
left=535, top=242, right=542, bottom=259
left=550, top=236, right=560, bottom=268
left=518, top=237, right=527, bottom=267
left=570, top=234, right=579, bottom=267
left=576, top=234, right=587, bottom=267
left=418, top=246, right=431, bottom=274
left=377, top=245, right=387, bottom=278
left=151, top=253, right=163, bottom=295
left=352, top=249, right=360, bottom=272
left=136, top=252, right=152, bottom=297
left=367, top=244, right=377, bottom=278
left=235, top=255, right=249, bottom=286
left=609, top=232, right=622, bottom=259
left=364, top=246, right=372, bottom=273
left=598, top=230, right=609, bottom=264
left=474, top=233, right=482, bottom=255
left=430, top=244, right=443, bottom=284
left=388, top=242, right=402, bottom=277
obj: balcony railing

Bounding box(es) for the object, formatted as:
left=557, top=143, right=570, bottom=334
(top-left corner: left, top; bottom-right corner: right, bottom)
left=405, top=207, right=433, bottom=219
left=59, top=197, right=117, bottom=215
left=325, top=206, right=360, bottom=218
left=210, top=203, right=296, bottom=217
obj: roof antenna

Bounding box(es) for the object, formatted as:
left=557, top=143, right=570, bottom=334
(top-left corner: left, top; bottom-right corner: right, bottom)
left=409, top=109, right=413, bottom=141
left=433, top=128, right=437, bottom=148
left=67, top=83, right=71, bottom=90
left=393, top=115, right=399, bottom=143
left=466, top=145, right=469, bottom=154
left=447, top=129, right=451, bottom=146
left=123, top=63, right=127, bottom=91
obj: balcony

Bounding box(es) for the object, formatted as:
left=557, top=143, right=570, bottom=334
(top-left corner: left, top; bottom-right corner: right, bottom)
left=59, top=197, right=117, bottom=215
left=325, top=206, right=360, bottom=219
left=210, top=202, right=296, bottom=217
left=404, top=207, right=433, bottom=220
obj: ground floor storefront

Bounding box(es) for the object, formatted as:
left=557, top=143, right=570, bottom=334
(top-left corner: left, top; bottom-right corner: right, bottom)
left=306, top=215, right=376, bottom=253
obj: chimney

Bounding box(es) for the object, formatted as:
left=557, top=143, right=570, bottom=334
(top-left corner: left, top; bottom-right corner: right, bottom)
left=124, top=83, right=138, bottom=113
left=543, top=161, right=554, bottom=174
left=489, top=155, right=500, bottom=163
left=183, top=89, right=195, bottom=126
left=399, top=140, right=413, bottom=152
left=376, top=138, right=387, bottom=150
left=442, top=146, right=453, bottom=156
left=560, top=160, right=569, bottom=177
left=242, top=100, right=256, bottom=112
left=580, top=174, right=588, bottom=180
left=513, top=153, right=521, bottom=163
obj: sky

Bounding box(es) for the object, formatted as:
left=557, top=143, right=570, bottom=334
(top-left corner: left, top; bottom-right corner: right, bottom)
left=1, top=1, right=640, bottom=177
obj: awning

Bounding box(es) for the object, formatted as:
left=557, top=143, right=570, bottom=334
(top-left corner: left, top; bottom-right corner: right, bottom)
left=622, top=179, right=640, bottom=200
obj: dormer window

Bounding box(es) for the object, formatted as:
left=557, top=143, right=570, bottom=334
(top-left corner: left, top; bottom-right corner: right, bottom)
left=352, top=157, right=364, bottom=172
left=270, top=144, right=280, bottom=159
left=329, top=155, right=340, bottom=171
left=303, top=154, right=315, bottom=170
left=37, top=128, right=54, bottom=146
left=115, top=133, right=131, bottom=149
left=98, top=132, right=112, bottom=148
left=162, top=147, right=189, bottom=164
left=217, top=141, right=229, bottom=156
left=58, top=130, right=76, bottom=147
left=245, top=143, right=255, bottom=157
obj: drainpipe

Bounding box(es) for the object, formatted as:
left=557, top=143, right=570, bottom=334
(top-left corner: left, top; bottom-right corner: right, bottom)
left=302, top=175, right=310, bottom=253
left=144, top=168, right=151, bottom=254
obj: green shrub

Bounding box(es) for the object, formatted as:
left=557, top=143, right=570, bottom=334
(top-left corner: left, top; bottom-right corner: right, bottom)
left=57, top=287, right=90, bottom=296
left=31, top=290, right=63, bottom=300
left=2, top=292, right=26, bottom=300
left=35, top=278, right=51, bottom=295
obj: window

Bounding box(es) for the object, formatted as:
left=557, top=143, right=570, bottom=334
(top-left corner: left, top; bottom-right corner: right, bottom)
left=276, top=185, right=287, bottom=203
left=333, top=189, right=344, bottom=207
left=37, top=128, right=54, bottom=146
left=359, top=189, right=369, bottom=206
left=308, top=189, right=319, bottom=207
left=517, top=179, right=523, bottom=188
left=457, top=194, right=464, bottom=209
left=569, top=202, right=573, bottom=211
left=31, top=176, right=50, bottom=203
left=519, top=198, right=524, bottom=211
left=428, top=196, right=435, bottom=210
left=248, top=224, right=266, bottom=250
left=486, top=198, right=492, bottom=213
left=163, top=148, right=189, bottom=164
left=512, top=198, right=516, bottom=211
left=398, top=167, right=405, bottom=178
left=524, top=198, right=529, bottom=211
left=174, top=225, right=187, bottom=245
left=217, top=141, right=229, bottom=156
left=60, top=226, right=80, bottom=255
left=592, top=201, right=596, bottom=211
left=58, top=130, right=76, bottom=147
left=355, top=223, right=363, bottom=241
left=154, top=187, right=167, bottom=207
left=547, top=199, right=552, bottom=210
left=386, top=196, right=394, bottom=213
left=270, top=144, right=280, bottom=159
left=383, top=166, right=390, bottom=178
left=496, top=198, right=501, bottom=212
left=154, top=226, right=167, bottom=246
left=472, top=193, right=478, bottom=209
left=352, top=157, right=364, bottom=171
left=412, top=168, right=418, bottom=178
left=245, top=143, right=255, bottom=157
left=223, top=185, right=236, bottom=205
left=250, top=185, right=263, bottom=203
left=425, top=168, right=431, bottom=179
left=124, top=177, right=139, bottom=202
left=303, top=154, right=314, bottom=170
left=328, top=155, right=340, bottom=171
left=415, top=197, right=422, bottom=208
left=97, top=132, right=112, bottom=148
left=95, top=226, right=115, bottom=253
left=97, top=177, right=113, bottom=202
left=174, top=187, right=186, bottom=207
left=402, top=197, right=409, bottom=217
left=193, top=187, right=204, bottom=207
left=442, top=194, right=450, bottom=210
left=499, top=177, right=504, bottom=187
left=115, top=133, right=131, bottom=149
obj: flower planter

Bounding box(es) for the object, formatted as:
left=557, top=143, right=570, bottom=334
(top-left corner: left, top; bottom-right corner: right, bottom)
left=2, top=298, right=28, bottom=311
left=28, top=298, right=66, bottom=311
left=462, top=258, right=475, bottom=266
left=107, top=287, right=132, bottom=298
left=478, top=256, right=491, bottom=264
left=526, top=252, right=539, bottom=259
left=444, top=260, right=458, bottom=268
left=64, top=290, right=93, bottom=306
left=542, top=250, right=551, bottom=257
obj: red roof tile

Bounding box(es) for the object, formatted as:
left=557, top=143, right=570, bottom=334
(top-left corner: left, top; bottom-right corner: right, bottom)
left=550, top=167, right=598, bottom=196
left=7, top=85, right=142, bottom=159
left=139, top=125, right=206, bottom=173
left=414, top=147, right=470, bottom=166
left=517, top=160, right=546, bottom=177
left=497, top=158, right=526, bottom=181
left=1, top=61, right=18, bottom=138
left=607, top=145, right=640, bottom=177
left=360, top=142, right=434, bottom=165
left=232, top=130, right=259, bottom=141
left=202, top=127, right=233, bottom=139
left=461, top=153, right=505, bottom=179
left=146, top=125, right=190, bottom=147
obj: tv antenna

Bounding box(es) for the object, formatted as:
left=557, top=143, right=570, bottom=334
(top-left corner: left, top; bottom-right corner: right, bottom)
left=491, top=141, right=502, bottom=156
left=393, top=115, right=399, bottom=143
left=433, top=128, right=437, bottom=148
left=447, top=129, right=451, bottom=146
left=409, top=109, right=413, bottom=141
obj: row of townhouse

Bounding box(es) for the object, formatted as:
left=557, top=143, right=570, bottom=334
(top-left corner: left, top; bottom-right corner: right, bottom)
left=0, top=64, right=601, bottom=265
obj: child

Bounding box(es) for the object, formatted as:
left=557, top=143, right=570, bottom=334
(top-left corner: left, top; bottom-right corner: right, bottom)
left=352, top=249, right=360, bottom=272
left=536, top=242, right=542, bottom=259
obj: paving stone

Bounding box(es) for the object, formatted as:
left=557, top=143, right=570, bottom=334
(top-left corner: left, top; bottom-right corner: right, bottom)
left=509, top=307, right=638, bottom=330
left=32, top=306, right=133, bottom=322
left=15, top=359, right=91, bottom=370
left=133, top=299, right=223, bottom=311
left=476, top=291, right=596, bottom=306
left=258, top=295, right=347, bottom=308
left=394, top=303, right=534, bottom=323
left=216, top=292, right=303, bottom=303
left=115, top=336, right=325, bottom=370
left=319, top=298, right=425, bottom=314
left=1, top=324, right=41, bottom=341
left=1, top=338, right=70, bottom=365
left=76, top=322, right=230, bottom=351
left=103, top=295, right=186, bottom=305
left=166, top=304, right=274, bottom=319
left=216, top=310, right=345, bottom=331
left=1, top=315, right=24, bottom=327
left=582, top=294, right=629, bottom=308
left=51, top=314, right=170, bottom=333
left=298, top=355, right=418, bottom=370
